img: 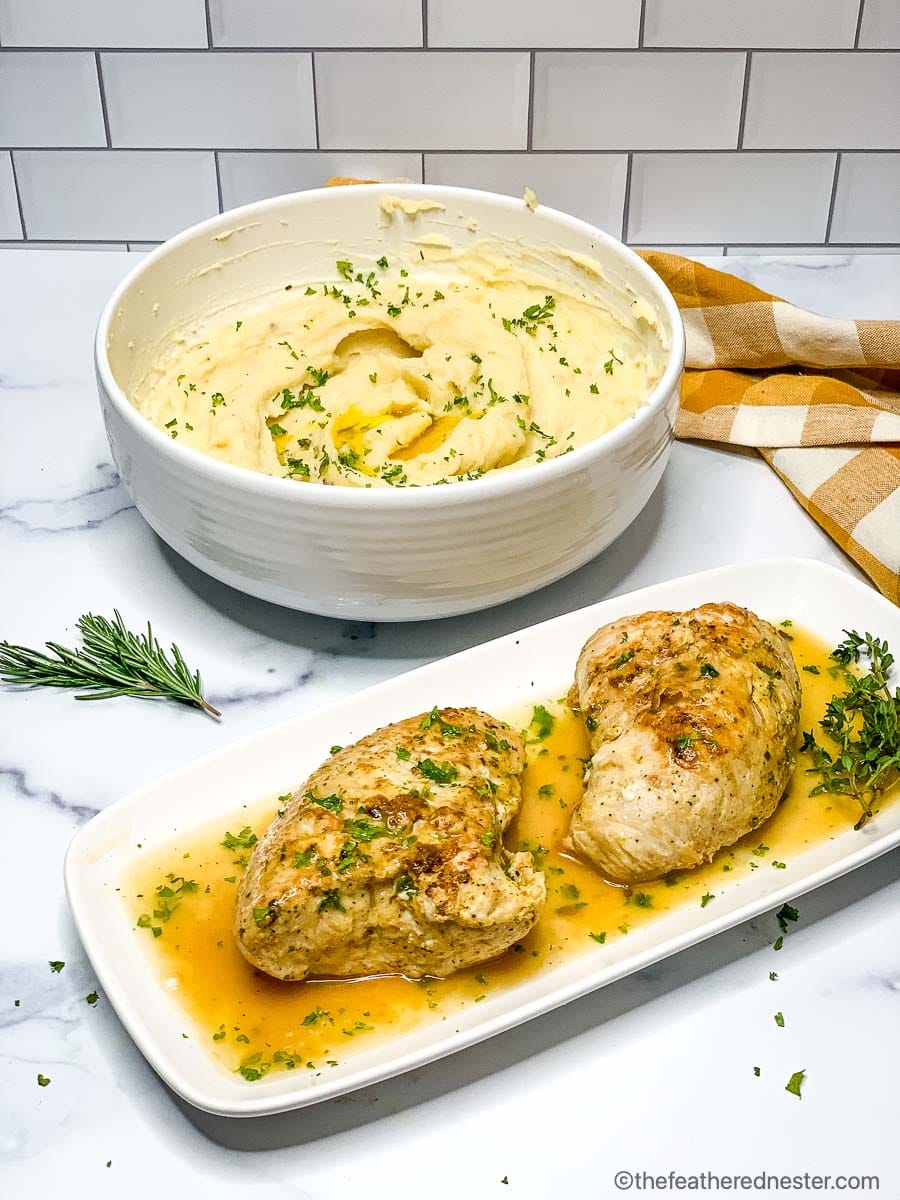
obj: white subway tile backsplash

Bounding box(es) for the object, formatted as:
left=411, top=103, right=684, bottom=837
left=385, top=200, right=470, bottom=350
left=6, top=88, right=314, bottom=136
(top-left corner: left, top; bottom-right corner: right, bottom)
left=219, top=152, right=422, bottom=209
left=0, top=52, right=105, bottom=147
left=628, top=153, right=836, bottom=243
left=14, top=151, right=219, bottom=240
left=643, top=0, right=859, bottom=48
left=210, top=0, right=422, bottom=48
left=830, top=154, right=900, bottom=242
left=858, top=0, right=900, bottom=48
left=532, top=53, right=745, bottom=150
left=0, top=0, right=208, bottom=48
left=0, top=152, right=23, bottom=238
left=423, top=153, right=627, bottom=233
left=743, top=53, right=900, bottom=149
left=101, top=52, right=316, bottom=149
left=317, top=52, right=530, bottom=150
left=427, top=0, right=640, bottom=48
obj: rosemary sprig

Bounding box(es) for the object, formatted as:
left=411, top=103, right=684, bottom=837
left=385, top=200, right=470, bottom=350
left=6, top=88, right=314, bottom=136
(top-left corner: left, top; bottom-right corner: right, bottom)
left=0, top=611, right=220, bottom=717
left=802, top=630, right=899, bottom=828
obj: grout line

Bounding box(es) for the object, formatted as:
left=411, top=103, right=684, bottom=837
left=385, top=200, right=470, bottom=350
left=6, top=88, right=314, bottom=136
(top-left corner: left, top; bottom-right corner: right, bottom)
left=0, top=45, right=896, bottom=54
left=854, top=0, right=866, bottom=48
left=8, top=152, right=29, bottom=238
left=2, top=146, right=884, bottom=156
left=95, top=52, right=112, bottom=148
left=7, top=239, right=900, bottom=250
left=420, top=150, right=426, bottom=184
left=310, top=52, right=321, bottom=149
left=421, top=0, right=428, bottom=47
left=824, top=153, right=843, bottom=243
left=526, top=52, right=535, bottom=151
left=621, top=152, right=633, bottom=242
left=204, top=0, right=213, bottom=49
left=638, top=0, right=647, bottom=47
left=736, top=52, right=752, bottom=149
left=213, top=149, right=224, bottom=213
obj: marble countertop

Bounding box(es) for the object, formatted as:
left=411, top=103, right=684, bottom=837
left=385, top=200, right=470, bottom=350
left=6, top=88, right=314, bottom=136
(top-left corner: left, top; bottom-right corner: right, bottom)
left=2, top=249, right=898, bottom=1198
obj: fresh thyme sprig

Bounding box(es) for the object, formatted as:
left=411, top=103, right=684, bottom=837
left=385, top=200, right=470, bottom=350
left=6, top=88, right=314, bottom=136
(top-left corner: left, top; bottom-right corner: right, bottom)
left=0, top=611, right=220, bottom=717
left=802, top=630, right=899, bottom=828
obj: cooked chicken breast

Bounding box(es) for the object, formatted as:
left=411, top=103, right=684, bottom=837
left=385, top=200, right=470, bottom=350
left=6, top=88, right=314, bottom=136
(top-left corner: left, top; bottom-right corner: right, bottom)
left=235, top=707, right=544, bottom=980
left=566, top=603, right=801, bottom=883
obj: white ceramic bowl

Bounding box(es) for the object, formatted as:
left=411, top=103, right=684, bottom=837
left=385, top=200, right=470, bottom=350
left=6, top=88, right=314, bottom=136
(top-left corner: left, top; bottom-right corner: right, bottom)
left=96, top=184, right=684, bottom=621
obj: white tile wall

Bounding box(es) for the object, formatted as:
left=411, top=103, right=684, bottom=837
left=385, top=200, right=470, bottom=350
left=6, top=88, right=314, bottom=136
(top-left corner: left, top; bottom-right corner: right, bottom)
left=743, top=53, right=900, bottom=149
left=532, top=52, right=746, bottom=149
left=101, top=52, right=317, bottom=149
left=858, top=0, right=900, bottom=48
left=316, top=52, right=531, bottom=150
left=423, top=153, right=628, bottom=234
left=427, top=0, right=640, bottom=48
left=14, top=150, right=219, bottom=240
left=0, top=52, right=105, bottom=147
left=643, top=0, right=860, bottom=49
left=830, top=154, right=900, bottom=243
left=1, top=20, right=898, bottom=249
left=627, top=153, right=836, bottom=244
left=219, top=152, right=423, bottom=209
left=210, top=0, right=422, bottom=48
left=0, top=0, right=208, bottom=48
left=0, top=151, right=22, bottom=238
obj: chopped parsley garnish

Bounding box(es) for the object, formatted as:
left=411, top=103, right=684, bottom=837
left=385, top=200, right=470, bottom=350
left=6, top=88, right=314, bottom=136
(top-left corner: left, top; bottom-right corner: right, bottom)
left=37, top=1074, right=50, bottom=1087
left=86, top=991, right=99, bottom=1006
left=343, top=816, right=393, bottom=843
left=479, top=830, right=496, bottom=848
left=268, top=422, right=288, bottom=437
left=394, top=874, right=416, bottom=900
left=802, top=664, right=820, bottom=675
left=415, top=758, right=459, bottom=784
left=610, top=649, right=635, bottom=670
left=527, top=704, right=555, bottom=743
left=310, top=792, right=343, bottom=813
left=222, top=826, right=257, bottom=850
left=785, top=1069, right=805, bottom=1098
left=317, top=889, right=345, bottom=913
left=588, top=931, right=607, bottom=943
left=302, top=1006, right=331, bottom=1026
left=376, top=256, right=388, bottom=269
left=700, top=662, right=719, bottom=678
left=630, top=891, right=653, bottom=908
left=502, top=294, right=556, bottom=336
left=604, top=350, right=623, bottom=374
left=252, top=906, right=274, bottom=927
left=395, top=745, right=411, bottom=761
left=293, top=849, right=315, bottom=868
left=420, top=707, right=464, bottom=737
left=49, top=961, right=65, bottom=974
left=776, top=903, right=799, bottom=932
left=774, top=1011, right=785, bottom=1027
left=700, top=892, right=714, bottom=907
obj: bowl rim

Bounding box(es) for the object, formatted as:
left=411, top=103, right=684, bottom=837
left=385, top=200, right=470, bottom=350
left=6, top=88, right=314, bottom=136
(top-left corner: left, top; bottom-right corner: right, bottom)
left=95, top=182, right=685, bottom=510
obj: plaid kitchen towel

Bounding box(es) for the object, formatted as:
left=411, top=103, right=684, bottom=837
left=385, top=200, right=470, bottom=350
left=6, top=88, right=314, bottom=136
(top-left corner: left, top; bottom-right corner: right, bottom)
left=325, top=179, right=899, bottom=602
left=639, top=252, right=900, bottom=604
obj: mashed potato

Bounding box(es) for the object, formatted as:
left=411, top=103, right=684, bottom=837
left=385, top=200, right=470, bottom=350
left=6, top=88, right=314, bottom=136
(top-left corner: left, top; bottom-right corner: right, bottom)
left=132, top=243, right=665, bottom=488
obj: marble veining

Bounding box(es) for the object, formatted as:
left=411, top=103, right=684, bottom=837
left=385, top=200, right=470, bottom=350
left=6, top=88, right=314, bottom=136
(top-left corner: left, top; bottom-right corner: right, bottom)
left=1, top=249, right=899, bottom=1199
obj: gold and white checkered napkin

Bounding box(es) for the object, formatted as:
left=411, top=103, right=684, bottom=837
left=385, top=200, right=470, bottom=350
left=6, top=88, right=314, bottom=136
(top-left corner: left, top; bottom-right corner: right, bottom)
left=639, top=253, right=900, bottom=603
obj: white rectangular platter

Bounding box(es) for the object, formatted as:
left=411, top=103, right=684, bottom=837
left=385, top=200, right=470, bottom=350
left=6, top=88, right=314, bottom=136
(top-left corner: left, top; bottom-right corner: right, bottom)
left=65, top=558, right=900, bottom=1117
